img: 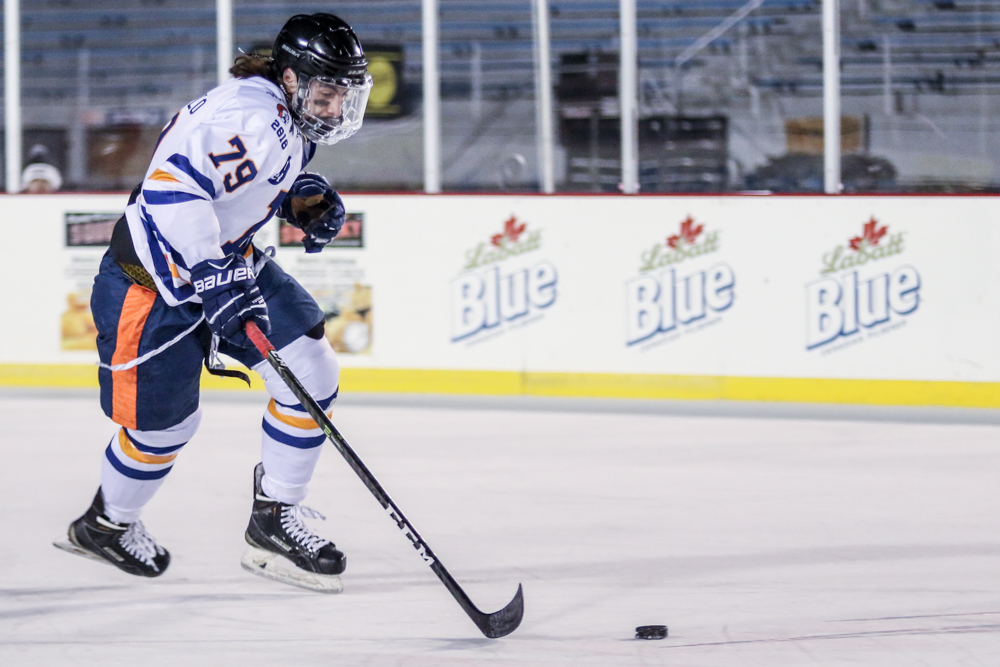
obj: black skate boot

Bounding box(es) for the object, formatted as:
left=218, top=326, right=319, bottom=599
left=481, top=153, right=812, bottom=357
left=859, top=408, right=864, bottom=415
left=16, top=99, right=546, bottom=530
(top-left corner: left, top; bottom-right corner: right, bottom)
left=241, top=463, right=346, bottom=593
left=53, top=488, right=170, bottom=577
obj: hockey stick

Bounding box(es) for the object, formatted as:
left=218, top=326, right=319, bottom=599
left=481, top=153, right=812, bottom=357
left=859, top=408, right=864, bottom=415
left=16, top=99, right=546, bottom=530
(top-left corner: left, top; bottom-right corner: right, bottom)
left=245, top=321, right=524, bottom=639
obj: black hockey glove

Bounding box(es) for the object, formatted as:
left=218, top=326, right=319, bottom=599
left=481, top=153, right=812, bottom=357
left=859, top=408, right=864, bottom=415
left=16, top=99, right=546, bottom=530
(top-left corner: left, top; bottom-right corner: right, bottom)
left=190, top=254, right=271, bottom=348
left=279, top=172, right=345, bottom=254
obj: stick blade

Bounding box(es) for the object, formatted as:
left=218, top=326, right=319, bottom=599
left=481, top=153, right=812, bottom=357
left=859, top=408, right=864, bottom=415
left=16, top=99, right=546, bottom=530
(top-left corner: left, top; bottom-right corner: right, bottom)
left=476, top=583, right=524, bottom=638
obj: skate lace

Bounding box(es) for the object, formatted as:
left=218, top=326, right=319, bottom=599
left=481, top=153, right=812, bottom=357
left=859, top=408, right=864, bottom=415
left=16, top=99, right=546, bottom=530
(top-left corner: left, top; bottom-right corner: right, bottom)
left=279, top=505, right=331, bottom=553
left=119, top=521, right=164, bottom=571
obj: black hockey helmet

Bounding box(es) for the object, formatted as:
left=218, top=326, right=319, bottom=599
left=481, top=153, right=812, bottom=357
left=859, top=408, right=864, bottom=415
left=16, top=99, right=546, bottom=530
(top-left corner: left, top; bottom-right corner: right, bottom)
left=272, top=14, right=372, bottom=144
left=273, top=14, right=368, bottom=85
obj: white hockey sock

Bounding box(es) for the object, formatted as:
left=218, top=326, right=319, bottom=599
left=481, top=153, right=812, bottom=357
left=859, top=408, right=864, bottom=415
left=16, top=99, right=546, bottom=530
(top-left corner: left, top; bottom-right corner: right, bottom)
left=253, top=335, right=339, bottom=505
left=100, top=409, right=201, bottom=523
left=260, top=399, right=329, bottom=505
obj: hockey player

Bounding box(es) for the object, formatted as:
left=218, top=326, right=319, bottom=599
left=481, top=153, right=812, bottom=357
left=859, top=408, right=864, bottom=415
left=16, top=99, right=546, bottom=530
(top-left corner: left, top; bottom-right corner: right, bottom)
left=55, top=14, right=372, bottom=594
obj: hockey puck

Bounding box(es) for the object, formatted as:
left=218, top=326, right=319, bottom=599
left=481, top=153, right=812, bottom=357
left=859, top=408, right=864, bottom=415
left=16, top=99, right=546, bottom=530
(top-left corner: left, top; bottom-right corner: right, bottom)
left=635, top=625, right=668, bottom=640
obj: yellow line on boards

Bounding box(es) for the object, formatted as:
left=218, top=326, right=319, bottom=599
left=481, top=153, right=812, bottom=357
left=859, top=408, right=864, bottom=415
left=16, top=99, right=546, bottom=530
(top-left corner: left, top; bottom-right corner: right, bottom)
left=342, top=368, right=1000, bottom=408
left=0, top=364, right=101, bottom=388
left=2, top=364, right=998, bottom=408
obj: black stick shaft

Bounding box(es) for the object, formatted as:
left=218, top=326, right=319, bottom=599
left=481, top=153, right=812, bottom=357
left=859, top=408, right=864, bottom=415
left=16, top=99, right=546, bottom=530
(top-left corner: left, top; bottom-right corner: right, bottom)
left=245, top=322, right=523, bottom=638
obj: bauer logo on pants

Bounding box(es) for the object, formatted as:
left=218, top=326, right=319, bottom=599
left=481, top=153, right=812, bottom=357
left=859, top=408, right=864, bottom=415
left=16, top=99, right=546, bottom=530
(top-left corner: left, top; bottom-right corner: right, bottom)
left=806, top=217, right=921, bottom=352
left=625, top=216, right=735, bottom=348
left=450, top=215, right=558, bottom=344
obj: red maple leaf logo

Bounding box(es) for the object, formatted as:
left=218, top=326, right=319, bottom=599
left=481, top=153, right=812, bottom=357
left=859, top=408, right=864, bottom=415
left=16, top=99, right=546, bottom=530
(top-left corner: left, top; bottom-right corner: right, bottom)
left=848, top=217, right=888, bottom=251
left=491, top=215, right=528, bottom=247
left=666, top=216, right=704, bottom=249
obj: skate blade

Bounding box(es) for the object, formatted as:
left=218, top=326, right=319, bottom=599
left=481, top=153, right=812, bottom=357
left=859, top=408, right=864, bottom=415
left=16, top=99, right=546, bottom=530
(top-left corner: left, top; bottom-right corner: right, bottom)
left=53, top=540, right=110, bottom=566
left=240, top=545, right=343, bottom=594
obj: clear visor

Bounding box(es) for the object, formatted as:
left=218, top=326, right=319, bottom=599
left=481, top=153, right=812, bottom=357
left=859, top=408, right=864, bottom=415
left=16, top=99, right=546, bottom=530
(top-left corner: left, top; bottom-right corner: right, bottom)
left=292, top=74, right=373, bottom=145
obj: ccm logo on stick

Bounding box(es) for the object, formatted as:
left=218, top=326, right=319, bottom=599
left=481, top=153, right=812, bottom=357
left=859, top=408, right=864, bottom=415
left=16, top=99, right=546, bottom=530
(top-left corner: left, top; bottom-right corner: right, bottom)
left=193, top=266, right=255, bottom=293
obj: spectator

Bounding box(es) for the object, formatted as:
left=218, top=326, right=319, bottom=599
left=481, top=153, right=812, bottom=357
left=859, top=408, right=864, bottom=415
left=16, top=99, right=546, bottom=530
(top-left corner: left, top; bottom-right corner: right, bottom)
left=20, top=144, right=62, bottom=193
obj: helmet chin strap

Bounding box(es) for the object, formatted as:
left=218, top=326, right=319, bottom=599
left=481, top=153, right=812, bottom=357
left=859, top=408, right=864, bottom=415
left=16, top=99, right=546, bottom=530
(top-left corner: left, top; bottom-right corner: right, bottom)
left=279, top=71, right=297, bottom=103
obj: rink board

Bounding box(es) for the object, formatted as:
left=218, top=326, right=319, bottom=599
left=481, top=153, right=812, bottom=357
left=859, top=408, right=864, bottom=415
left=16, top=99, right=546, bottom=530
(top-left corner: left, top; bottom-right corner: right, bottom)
left=1, top=193, right=998, bottom=406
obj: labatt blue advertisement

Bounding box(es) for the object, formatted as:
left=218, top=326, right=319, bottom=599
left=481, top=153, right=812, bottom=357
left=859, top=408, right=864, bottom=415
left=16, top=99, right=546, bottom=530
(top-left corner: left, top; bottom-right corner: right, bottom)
left=450, top=215, right=558, bottom=344
left=625, top=216, right=735, bottom=348
left=806, top=217, right=921, bottom=352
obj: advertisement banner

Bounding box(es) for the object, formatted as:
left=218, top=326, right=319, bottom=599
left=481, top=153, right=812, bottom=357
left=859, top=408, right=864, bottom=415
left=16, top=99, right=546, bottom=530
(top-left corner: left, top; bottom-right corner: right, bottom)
left=62, top=212, right=116, bottom=350
left=450, top=214, right=557, bottom=345
left=625, top=215, right=735, bottom=350
left=0, top=193, right=997, bottom=395
left=275, top=213, right=372, bottom=355
left=806, top=216, right=919, bottom=354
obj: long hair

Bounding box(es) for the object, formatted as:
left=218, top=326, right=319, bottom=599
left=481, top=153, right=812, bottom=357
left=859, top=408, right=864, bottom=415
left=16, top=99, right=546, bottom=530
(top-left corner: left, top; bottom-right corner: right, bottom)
left=230, top=53, right=281, bottom=85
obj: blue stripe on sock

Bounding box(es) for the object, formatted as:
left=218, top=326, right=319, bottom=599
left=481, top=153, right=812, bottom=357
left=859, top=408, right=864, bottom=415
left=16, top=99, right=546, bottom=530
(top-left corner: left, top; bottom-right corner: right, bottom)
left=124, top=429, right=187, bottom=455
left=274, top=387, right=339, bottom=413
left=261, top=419, right=326, bottom=449
left=105, top=445, right=173, bottom=480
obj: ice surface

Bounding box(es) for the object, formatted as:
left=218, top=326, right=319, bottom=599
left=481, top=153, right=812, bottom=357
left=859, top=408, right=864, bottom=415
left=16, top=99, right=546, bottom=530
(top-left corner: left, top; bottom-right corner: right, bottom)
left=2, top=393, right=1000, bottom=666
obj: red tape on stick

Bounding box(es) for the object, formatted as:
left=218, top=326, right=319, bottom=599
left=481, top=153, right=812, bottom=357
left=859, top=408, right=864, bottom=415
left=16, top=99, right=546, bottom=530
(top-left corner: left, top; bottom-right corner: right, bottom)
left=245, top=321, right=275, bottom=356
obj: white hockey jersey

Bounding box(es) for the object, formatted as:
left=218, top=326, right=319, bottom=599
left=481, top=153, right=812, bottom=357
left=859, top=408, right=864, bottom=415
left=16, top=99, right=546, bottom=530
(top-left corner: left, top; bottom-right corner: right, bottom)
left=124, top=76, right=316, bottom=307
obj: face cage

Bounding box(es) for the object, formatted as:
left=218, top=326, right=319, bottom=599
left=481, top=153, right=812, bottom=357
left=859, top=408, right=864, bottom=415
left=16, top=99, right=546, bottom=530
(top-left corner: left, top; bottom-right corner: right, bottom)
left=291, top=74, right=373, bottom=145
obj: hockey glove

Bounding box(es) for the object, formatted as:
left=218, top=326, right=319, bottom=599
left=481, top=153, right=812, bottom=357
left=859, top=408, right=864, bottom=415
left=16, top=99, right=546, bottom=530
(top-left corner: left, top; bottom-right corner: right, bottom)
left=190, top=254, right=271, bottom=348
left=279, top=172, right=345, bottom=254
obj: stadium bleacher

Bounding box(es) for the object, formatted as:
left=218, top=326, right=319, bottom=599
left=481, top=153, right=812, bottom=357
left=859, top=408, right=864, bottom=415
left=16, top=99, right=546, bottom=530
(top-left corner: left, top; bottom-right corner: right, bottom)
left=5, top=0, right=998, bottom=191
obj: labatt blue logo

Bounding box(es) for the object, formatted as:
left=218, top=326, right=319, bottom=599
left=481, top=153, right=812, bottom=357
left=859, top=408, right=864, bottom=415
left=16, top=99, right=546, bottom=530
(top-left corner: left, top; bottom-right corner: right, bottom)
left=806, top=217, right=920, bottom=350
left=626, top=216, right=735, bottom=346
left=451, top=216, right=557, bottom=342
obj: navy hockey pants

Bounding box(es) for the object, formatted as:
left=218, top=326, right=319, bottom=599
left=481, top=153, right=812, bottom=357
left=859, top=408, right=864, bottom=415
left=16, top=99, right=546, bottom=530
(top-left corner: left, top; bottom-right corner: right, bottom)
left=92, top=249, right=325, bottom=431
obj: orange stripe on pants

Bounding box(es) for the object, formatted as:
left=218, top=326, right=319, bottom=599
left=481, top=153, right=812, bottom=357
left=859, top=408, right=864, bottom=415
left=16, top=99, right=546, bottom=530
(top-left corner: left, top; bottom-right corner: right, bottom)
left=111, top=285, right=158, bottom=429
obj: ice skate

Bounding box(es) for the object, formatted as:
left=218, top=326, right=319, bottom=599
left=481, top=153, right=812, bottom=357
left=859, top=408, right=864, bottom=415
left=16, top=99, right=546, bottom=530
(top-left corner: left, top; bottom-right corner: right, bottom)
left=54, top=488, right=170, bottom=577
left=241, top=463, right=345, bottom=593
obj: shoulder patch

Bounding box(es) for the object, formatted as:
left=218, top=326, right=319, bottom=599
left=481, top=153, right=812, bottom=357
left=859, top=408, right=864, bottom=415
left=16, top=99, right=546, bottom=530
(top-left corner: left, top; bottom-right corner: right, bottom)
left=268, top=157, right=292, bottom=185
